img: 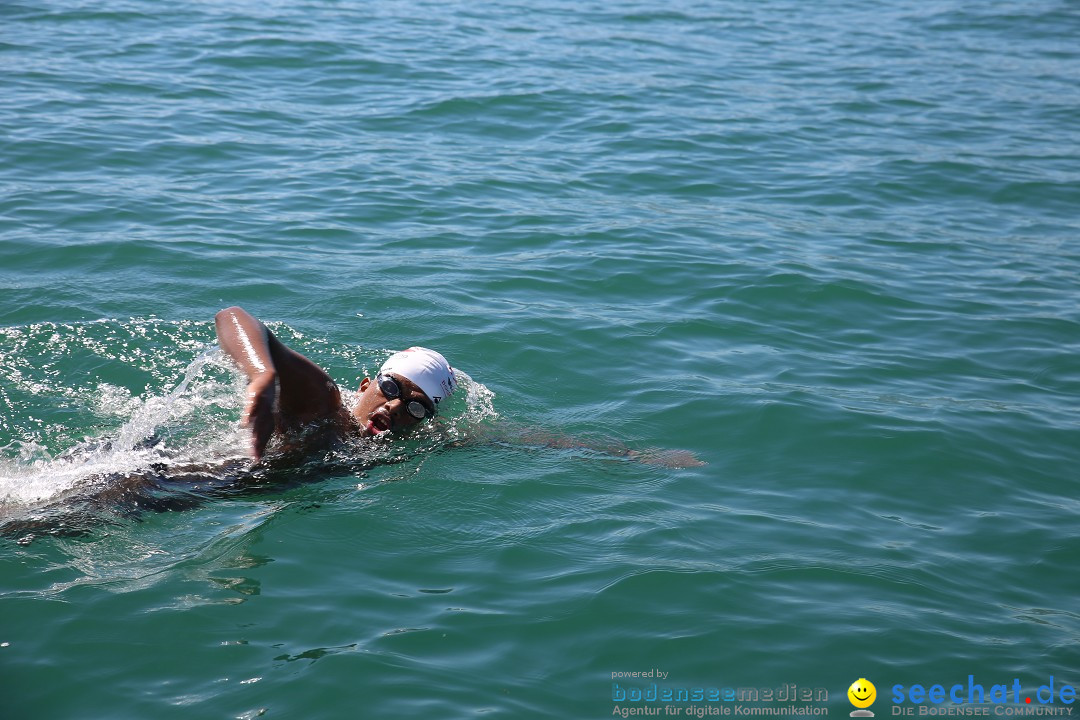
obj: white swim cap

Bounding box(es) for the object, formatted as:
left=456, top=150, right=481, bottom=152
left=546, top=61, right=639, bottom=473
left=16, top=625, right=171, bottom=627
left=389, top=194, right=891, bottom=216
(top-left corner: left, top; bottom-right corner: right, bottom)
left=378, top=347, right=457, bottom=408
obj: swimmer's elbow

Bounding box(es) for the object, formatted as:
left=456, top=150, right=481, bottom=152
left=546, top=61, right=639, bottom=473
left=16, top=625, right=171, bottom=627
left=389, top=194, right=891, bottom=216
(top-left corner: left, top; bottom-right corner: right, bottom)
left=215, top=306, right=245, bottom=324
left=214, top=306, right=256, bottom=337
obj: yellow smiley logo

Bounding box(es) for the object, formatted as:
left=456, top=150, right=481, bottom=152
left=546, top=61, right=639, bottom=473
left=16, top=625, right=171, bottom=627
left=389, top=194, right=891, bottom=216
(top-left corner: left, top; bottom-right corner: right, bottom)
left=848, top=678, right=877, bottom=710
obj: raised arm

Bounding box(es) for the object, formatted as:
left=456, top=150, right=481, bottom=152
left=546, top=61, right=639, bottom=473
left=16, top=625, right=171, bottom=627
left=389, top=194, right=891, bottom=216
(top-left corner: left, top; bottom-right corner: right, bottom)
left=214, top=306, right=343, bottom=460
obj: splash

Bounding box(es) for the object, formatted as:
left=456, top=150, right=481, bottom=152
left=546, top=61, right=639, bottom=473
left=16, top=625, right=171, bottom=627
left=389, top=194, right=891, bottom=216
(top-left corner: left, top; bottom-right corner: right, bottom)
left=0, top=319, right=248, bottom=515
left=0, top=346, right=248, bottom=510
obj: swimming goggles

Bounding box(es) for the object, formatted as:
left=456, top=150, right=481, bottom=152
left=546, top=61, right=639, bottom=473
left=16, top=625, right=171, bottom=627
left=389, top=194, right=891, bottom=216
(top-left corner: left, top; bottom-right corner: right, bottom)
left=376, top=374, right=433, bottom=420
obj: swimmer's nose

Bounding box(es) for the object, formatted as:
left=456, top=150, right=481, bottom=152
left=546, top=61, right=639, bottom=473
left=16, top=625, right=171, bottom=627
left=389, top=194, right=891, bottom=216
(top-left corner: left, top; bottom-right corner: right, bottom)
left=383, top=398, right=408, bottom=423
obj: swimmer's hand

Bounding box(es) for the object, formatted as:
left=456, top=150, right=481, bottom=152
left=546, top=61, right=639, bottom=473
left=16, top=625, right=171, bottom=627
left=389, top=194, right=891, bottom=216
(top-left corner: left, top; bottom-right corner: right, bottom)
left=245, top=372, right=279, bottom=461
left=625, top=448, right=705, bottom=468
left=477, top=425, right=705, bottom=468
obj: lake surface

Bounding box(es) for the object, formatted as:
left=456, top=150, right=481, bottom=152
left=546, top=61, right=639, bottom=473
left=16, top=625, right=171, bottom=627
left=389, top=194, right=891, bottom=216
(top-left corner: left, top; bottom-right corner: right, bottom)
left=1, top=1, right=1078, bottom=718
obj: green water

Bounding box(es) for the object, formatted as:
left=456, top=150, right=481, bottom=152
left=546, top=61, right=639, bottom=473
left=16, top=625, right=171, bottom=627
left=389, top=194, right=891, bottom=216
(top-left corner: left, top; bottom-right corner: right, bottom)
left=2, top=0, right=1078, bottom=718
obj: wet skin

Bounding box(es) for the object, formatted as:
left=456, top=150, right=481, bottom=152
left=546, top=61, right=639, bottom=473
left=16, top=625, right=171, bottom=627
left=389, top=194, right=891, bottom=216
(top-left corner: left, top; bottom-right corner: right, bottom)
left=214, top=306, right=435, bottom=459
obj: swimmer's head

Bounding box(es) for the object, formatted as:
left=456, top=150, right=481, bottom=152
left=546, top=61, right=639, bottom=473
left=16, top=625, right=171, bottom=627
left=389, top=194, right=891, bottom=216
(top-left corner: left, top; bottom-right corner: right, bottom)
left=352, top=347, right=456, bottom=436
left=379, top=347, right=457, bottom=408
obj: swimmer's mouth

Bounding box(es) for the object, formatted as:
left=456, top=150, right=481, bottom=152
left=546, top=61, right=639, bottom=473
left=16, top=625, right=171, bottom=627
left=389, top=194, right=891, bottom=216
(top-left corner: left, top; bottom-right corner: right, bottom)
left=368, top=411, right=391, bottom=434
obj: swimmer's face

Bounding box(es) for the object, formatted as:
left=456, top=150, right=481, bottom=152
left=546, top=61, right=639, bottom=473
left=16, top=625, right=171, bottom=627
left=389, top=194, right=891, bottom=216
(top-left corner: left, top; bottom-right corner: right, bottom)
left=352, top=374, right=430, bottom=437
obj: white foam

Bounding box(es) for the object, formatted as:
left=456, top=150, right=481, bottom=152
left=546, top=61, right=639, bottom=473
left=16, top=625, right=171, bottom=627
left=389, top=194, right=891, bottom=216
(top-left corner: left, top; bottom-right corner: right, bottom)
left=0, top=346, right=247, bottom=509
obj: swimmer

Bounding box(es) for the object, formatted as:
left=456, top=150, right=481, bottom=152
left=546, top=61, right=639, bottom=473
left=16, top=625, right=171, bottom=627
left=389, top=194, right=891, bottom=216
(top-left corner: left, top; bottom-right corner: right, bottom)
left=1, top=308, right=702, bottom=541
left=214, top=306, right=456, bottom=460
